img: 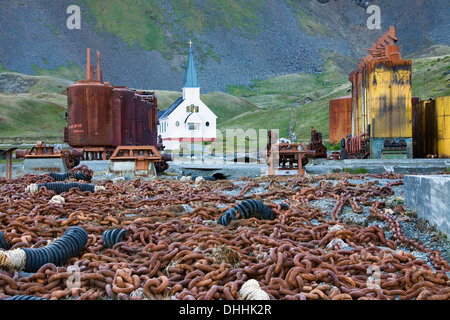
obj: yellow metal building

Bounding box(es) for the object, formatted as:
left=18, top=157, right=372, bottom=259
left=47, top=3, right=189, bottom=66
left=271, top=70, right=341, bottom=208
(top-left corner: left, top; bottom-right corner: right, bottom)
left=436, top=96, right=450, bottom=158
left=348, top=26, right=413, bottom=159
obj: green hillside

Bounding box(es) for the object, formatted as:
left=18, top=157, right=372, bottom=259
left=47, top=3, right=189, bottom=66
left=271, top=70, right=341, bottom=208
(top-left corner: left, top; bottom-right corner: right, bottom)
left=81, top=0, right=265, bottom=60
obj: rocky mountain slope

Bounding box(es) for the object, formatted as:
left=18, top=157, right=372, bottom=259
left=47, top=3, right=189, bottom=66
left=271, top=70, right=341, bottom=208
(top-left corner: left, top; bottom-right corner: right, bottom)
left=0, top=0, right=449, bottom=93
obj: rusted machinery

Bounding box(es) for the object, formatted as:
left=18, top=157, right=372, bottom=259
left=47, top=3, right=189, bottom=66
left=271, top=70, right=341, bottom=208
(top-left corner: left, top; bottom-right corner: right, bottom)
left=267, top=131, right=308, bottom=175
left=109, top=146, right=162, bottom=171
left=344, top=26, right=413, bottom=159
left=331, top=26, right=449, bottom=160
left=340, top=133, right=370, bottom=160
left=305, top=127, right=327, bottom=158
left=64, top=48, right=169, bottom=173
left=268, top=142, right=308, bottom=176
left=15, top=141, right=84, bottom=170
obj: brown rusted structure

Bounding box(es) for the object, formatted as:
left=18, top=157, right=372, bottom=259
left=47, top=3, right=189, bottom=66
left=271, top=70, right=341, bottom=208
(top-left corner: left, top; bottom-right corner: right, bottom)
left=329, top=95, right=352, bottom=145
left=109, top=146, right=162, bottom=171
left=306, top=127, right=327, bottom=158
left=412, top=96, right=450, bottom=159
left=340, top=133, right=370, bottom=160
left=64, top=49, right=159, bottom=162
left=268, top=143, right=307, bottom=176
left=15, top=142, right=83, bottom=170
left=347, top=26, right=413, bottom=159
left=0, top=148, right=17, bottom=179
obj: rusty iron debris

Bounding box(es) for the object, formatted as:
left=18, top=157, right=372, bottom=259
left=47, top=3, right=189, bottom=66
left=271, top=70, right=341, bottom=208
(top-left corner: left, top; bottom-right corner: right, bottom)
left=0, top=171, right=449, bottom=300
left=15, top=142, right=83, bottom=170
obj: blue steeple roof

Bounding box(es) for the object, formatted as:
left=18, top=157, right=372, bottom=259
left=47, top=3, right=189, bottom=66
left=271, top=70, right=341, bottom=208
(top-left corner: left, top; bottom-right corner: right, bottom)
left=183, top=44, right=200, bottom=88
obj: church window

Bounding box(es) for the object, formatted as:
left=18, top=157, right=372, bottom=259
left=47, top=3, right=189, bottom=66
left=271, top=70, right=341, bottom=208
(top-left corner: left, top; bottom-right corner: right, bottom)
left=175, top=121, right=180, bottom=127
left=205, top=121, right=210, bottom=127
left=188, top=123, right=200, bottom=131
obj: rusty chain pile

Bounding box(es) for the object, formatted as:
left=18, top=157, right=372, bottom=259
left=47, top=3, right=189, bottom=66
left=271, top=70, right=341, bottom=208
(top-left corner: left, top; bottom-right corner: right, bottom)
left=0, top=171, right=449, bottom=300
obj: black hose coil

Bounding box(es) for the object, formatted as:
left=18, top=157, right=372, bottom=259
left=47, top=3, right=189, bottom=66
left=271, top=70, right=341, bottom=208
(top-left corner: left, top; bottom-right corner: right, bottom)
left=102, top=229, right=129, bottom=249
left=73, top=171, right=89, bottom=181
left=217, top=199, right=274, bottom=226
left=5, top=295, right=48, bottom=300
left=0, top=231, right=9, bottom=250
left=37, top=182, right=95, bottom=194
left=22, top=226, right=88, bottom=272
left=49, top=171, right=89, bottom=182
left=49, top=172, right=71, bottom=181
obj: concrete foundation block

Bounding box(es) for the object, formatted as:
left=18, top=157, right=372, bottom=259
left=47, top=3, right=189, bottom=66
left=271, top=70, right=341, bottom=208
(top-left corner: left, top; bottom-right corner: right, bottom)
left=107, top=161, right=157, bottom=179
left=404, top=175, right=450, bottom=239
left=24, top=158, right=68, bottom=173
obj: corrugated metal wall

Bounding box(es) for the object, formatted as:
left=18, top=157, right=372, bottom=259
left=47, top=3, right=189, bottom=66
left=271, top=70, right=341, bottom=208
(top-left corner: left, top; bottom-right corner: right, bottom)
left=329, top=96, right=352, bottom=144
left=436, top=96, right=450, bottom=158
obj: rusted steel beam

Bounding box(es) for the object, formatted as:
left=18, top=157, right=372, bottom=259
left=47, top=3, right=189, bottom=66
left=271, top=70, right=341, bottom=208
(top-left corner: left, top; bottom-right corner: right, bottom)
left=0, top=148, right=17, bottom=179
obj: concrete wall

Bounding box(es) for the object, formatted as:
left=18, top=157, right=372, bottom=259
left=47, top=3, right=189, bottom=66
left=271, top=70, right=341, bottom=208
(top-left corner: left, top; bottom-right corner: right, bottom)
left=404, top=175, right=450, bottom=239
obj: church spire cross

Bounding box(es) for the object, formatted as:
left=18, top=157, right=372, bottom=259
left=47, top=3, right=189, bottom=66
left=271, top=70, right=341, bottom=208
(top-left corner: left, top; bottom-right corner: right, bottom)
left=183, top=40, right=199, bottom=88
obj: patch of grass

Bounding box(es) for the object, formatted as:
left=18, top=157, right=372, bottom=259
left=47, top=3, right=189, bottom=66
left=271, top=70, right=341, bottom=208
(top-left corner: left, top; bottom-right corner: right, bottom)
left=225, top=60, right=351, bottom=140
left=0, top=93, right=67, bottom=140
left=0, top=62, right=8, bottom=73
left=287, top=1, right=330, bottom=37
left=82, top=0, right=166, bottom=52
left=31, top=61, right=84, bottom=82
left=82, top=0, right=264, bottom=59
left=343, top=167, right=369, bottom=174
left=324, top=141, right=342, bottom=151
left=410, top=46, right=450, bottom=99
left=43, top=23, right=61, bottom=36
left=201, top=91, right=259, bottom=124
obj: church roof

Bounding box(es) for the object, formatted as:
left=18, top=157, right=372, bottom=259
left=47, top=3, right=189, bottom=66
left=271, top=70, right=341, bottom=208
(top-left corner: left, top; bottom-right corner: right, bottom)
left=158, top=97, right=183, bottom=120
left=158, top=43, right=205, bottom=121
left=183, top=45, right=200, bottom=88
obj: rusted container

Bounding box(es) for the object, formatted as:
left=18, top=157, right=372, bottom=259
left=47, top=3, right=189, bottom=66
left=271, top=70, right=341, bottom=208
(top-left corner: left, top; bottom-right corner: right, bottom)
left=436, top=96, right=450, bottom=158
left=65, top=49, right=161, bottom=154
left=111, top=86, right=136, bottom=146
left=147, top=94, right=158, bottom=147
left=134, top=94, right=144, bottom=146
left=141, top=98, right=151, bottom=145
left=329, top=95, right=352, bottom=144
left=412, top=98, right=436, bottom=158
left=66, top=81, right=114, bottom=147
left=348, top=26, right=413, bottom=159
left=119, top=88, right=136, bottom=146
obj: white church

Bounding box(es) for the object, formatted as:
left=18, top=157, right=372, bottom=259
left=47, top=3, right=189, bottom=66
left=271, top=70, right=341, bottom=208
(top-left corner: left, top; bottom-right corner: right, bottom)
left=157, top=43, right=217, bottom=150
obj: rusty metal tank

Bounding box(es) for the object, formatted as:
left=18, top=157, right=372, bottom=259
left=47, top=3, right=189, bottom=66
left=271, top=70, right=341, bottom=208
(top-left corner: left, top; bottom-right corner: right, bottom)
left=329, top=95, right=352, bottom=145
left=140, top=96, right=150, bottom=146
left=112, top=86, right=136, bottom=146
left=65, top=48, right=160, bottom=153
left=66, top=80, right=114, bottom=147
left=135, top=94, right=144, bottom=146
left=145, top=92, right=158, bottom=147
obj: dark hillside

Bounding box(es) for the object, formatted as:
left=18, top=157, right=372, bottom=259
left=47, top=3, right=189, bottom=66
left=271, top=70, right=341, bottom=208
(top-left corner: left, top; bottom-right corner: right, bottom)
left=0, top=0, right=448, bottom=92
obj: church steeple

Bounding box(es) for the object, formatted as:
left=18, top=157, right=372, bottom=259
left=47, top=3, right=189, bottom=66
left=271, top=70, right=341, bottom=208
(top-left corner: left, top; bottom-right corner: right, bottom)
left=183, top=41, right=200, bottom=88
